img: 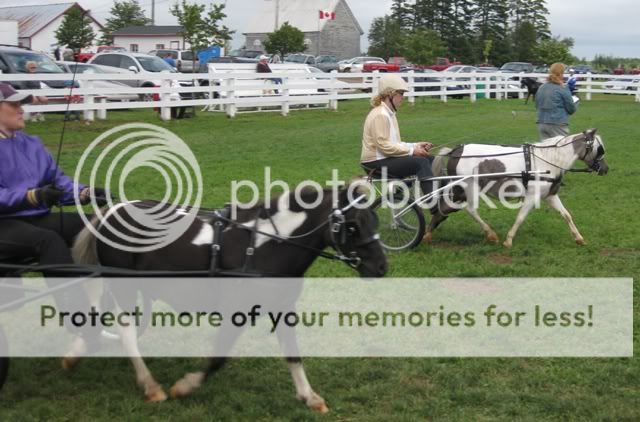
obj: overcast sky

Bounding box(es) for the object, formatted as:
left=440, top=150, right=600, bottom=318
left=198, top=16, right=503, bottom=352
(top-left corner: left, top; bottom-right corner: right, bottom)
left=4, top=0, right=639, bottom=59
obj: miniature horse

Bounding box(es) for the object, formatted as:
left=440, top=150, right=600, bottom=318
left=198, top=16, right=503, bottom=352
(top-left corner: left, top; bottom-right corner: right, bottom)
left=521, top=77, right=542, bottom=104
left=70, top=187, right=387, bottom=412
left=426, top=129, right=608, bottom=247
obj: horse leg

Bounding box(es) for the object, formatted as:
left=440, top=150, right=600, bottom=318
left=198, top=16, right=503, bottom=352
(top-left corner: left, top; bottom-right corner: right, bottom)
left=545, top=195, right=586, bottom=245
left=503, top=195, right=537, bottom=248
left=117, top=308, right=166, bottom=402
left=424, top=211, right=448, bottom=243
left=170, top=322, right=244, bottom=399
left=524, top=93, right=530, bottom=104
left=276, top=325, right=328, bottom=413
left=462, top=182, right=497, bottom=242
left=62, top=279, right=104, bottom=370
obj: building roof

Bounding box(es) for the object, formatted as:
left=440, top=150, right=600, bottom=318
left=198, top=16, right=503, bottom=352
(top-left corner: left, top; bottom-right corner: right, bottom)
left=244, top=0, right=363, bottom=35
left=112, top=26, right=184, bottom=36
left=0, top=2, right=102, bottom=38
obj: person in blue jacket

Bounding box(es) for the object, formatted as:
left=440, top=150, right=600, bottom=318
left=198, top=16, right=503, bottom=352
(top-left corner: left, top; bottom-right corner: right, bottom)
left=0, top=82, right=107, bottom=269
left=535, top=63, right=577, bottom=140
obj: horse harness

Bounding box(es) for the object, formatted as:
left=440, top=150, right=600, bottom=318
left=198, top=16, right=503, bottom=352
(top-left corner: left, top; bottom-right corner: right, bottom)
left=202, top=200, right=377, bottom=276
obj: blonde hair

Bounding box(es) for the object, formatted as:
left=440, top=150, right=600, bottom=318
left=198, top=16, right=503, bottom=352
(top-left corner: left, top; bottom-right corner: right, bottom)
left=548, top=63, right=565, bottom=85
left=370, top=91, right=400, bottom=107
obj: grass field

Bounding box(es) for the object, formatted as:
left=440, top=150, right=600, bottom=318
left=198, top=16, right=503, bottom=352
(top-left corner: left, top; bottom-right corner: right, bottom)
left=1, top=95, right=638, bottom=420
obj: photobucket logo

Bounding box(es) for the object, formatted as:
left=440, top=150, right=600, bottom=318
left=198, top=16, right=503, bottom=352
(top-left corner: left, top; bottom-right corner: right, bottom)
left=73, top=123, right=203, bottom=253
left=229, top=166, right=547, bottom=217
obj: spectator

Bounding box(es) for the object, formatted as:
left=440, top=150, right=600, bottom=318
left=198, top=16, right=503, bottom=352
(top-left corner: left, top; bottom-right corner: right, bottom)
left=535, top=63, right=577, bottom=140
left=256, top=57, right=281, bottom=94
left=54, top=46, right=62, bottom=61
left=163, top=53, right=176, bottom=68
left=24, top=61, right=48, bottom=122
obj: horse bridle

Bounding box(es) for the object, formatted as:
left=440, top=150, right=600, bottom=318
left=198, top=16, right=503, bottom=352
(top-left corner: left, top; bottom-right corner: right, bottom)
left=328, top=207, right=380, bottom=269
left=581, top=135, right=606, bottom=172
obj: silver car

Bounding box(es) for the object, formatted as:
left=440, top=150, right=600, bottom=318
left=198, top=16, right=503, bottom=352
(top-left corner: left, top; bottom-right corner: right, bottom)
left=56, top=61, right=138, bottom=102
left=88, top=52, right=193, bottom=101
left=148, top=49, right=199, bottom=73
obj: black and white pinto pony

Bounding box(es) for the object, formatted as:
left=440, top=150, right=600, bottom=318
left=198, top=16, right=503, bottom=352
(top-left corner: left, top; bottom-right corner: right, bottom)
left=520, top=77, right=542, bottom=104
left=69, top=187, right=387, bottom=412
left=427, top=129, right=608, bottom=247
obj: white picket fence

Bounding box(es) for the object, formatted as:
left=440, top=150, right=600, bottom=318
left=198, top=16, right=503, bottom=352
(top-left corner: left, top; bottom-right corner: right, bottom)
left=1, top=68, right=638, bottom=121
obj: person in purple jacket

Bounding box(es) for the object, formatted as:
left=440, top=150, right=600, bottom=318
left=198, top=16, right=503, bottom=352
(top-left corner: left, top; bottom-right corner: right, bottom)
left=0, top=82, right=107, bottom=269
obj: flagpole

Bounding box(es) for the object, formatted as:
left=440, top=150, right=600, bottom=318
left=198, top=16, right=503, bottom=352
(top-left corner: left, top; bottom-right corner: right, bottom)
left=317, top=13, right=321, bottom=56
left=275, top=0, right=280, bottom=30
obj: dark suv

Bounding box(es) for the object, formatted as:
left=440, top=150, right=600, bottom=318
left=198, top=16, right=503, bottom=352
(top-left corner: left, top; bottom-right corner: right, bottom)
left=0, top=45, right=76, bottom=91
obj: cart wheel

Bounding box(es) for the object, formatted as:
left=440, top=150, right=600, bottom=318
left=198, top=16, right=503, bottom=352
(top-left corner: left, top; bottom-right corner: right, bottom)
left=371, top=195, right=425, bottom=251
left=0, top=326, right=9, bottom=394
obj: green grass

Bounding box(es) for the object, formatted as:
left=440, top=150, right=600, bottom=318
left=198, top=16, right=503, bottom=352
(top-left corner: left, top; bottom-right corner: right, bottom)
left=1, top=96, right=639, bottom=420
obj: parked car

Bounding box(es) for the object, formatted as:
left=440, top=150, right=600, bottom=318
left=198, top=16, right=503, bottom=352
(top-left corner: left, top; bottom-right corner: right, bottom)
left=362, top=61, right=399, bottom=73
left=400, top=67, right=441, bottom=92
left=426, top=57, right=462, bottom=72
left=315, top=55, right=339, bottom=72
left=603, top=78, right=639, bottom=91
left=56, top=61, right=138, bottom=102
left=499, top=62, right=534, bottom=73
left=533, top=65, right=549, bottom=73
left=0, top=45, right=77, bottom=97
left=340, top=56, right=385, bottom=73
left=443, top=65, right=480, bottom=74
left=229, top=49, right=263, bottom=59
left=148, top=49, right=199, bottom=73
left=284, top=53, right=316, bottom=65
left=88, top=51, right=193, bottom=101
left=568, top=64, right=594, bottom=74
left=477, top=66, right=499, bottom=72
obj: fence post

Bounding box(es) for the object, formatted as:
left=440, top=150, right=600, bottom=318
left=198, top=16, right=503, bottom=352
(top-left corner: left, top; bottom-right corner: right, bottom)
left=470, top=72, right=477, bottom=103
left=96, top=97, right=107, bottom=120
left=586, top=73, right=592, bottom=101
left=225, top=78, right=236, bottom=118
left=160, top=78, right=171, bottom=121
left=329, top=70, right=338, bottom=110
left=281, top=76, right=289, bottom=117
left=408, top=70, right=415, bottom=105
left=496, top=75, right=503, bottom=101
left=440, top=74, right=448, bottom=103
left=83, top=78, right=95, bottom=122
left=517, top=76, right=524, bottom=99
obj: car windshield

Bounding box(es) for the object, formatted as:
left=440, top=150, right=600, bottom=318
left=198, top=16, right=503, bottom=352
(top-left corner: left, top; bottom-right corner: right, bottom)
left=136, top=55, right=176, bottom=72
left=286, top=54, right=308, bottom=63
left=70, top=64, right=107, bottom=74
left=317, top=56, right=337, bottom=63
left=5, top=52, right=63, bottom=73
left=500, top=63, right=527, bottom=71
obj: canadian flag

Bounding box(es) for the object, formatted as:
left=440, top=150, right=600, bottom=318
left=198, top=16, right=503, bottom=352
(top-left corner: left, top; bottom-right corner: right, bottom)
left=319, top=10, right=336, bottom=20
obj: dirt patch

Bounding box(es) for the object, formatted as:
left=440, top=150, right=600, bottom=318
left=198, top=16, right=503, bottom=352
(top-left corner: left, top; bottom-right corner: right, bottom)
left=488, top=253, right=513, bottom=265
left=599, top=248, right=640, bottom=258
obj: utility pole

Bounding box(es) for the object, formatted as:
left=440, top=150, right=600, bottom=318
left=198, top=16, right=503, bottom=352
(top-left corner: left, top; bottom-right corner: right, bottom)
left=274, top=0, right=280, bottom=30
left=151, top=0, right=155, bottom=26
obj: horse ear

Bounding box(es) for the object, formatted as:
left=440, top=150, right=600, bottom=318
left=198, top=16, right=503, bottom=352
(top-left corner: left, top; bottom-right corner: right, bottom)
left=583, top=128, right=597, bottom=142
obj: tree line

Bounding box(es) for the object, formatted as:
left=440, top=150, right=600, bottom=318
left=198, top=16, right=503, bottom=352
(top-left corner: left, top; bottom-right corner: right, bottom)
left=368, top=0, right=575, bottom=66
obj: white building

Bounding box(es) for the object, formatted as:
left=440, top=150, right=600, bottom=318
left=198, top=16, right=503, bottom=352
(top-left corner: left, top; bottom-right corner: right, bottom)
left=112, top=26, right=187, bottom=54
left=244, top=0, right=363, bottom=59
left=0, top=2, right=103, bottom=54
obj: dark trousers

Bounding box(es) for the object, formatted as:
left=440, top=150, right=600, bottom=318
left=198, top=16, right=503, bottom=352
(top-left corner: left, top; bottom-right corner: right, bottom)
left=0, top=213, right=98, bottom=340
left=364, top=156, right=434, bottom=195
left=0, top=213, right=86, bottom=266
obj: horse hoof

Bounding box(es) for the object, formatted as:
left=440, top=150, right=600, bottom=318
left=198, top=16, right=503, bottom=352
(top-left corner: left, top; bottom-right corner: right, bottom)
left=311, top=401, right=330, bottom=413
left=422, top=232, right=432, bottom=244
left=503, top=240, right=512, bottom=249
left=487, top=232, right=499, bottom=243
left=576, top=238, right=587, bottom=246
left=146, top=387, right=168, bottom=403
left=169, top=383, right=192, bottom=399
left=62, top=357, right=79, bottom=370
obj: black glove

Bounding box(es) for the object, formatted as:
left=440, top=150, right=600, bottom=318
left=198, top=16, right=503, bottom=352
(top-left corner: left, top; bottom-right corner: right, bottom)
left=81, top=187, right=111, bottom=206
left=28, top=185, right=64, bottom=208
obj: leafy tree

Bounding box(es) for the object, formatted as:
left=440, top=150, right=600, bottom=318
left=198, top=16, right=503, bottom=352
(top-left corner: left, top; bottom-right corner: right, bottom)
left=534, top=36, right=575, bottom=65
left=368, top=16, right=406, bottom=60
left=55, top=6, right=95, bottom=53
left=513, top=21, right=537, bottom=62
left=100, top=0, right=150, bottom=45
left=482, top=39, right=493, bottom=64
left=391, top=0, right=416, bottom=30
left=402, top=28, right=446, bottom=65
left=263, top=22, right=305, bottom=57
left=170, top=1, right=233, bottom=69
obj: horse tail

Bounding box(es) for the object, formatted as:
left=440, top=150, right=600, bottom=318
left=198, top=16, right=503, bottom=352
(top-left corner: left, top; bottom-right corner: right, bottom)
left=71, top=215, right=100, bottom=265
left=432, top=147, right=452, bottom=177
